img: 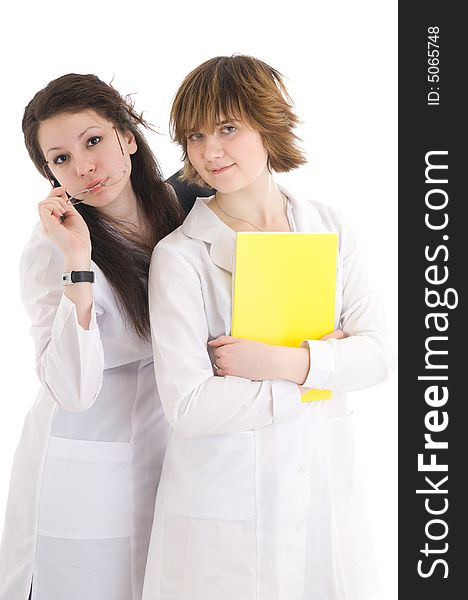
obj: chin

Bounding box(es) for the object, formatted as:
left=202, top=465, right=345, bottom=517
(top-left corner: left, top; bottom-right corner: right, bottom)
left=82, top=192, right=116, bottom=209
left=217, top=187, right=247, bottom=196
left=210, top=180, right=246, bottom=195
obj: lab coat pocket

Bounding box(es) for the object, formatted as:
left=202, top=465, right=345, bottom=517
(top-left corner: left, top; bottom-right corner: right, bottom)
left=38, top=436, right=132, bottom=539
left=161, top=515, right=256, bottom=600
left=167, top=432, right=256, bottom=519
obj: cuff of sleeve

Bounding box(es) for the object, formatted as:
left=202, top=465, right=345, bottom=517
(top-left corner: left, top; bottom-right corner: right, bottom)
left=271, top=379, right=301, bottom=423
left=300, top=340, right=335, bottom=389
left=60, top=293, right=99, bottom=332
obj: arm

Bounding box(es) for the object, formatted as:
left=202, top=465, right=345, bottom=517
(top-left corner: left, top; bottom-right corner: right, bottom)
left=149, top=243, right=301, bottom=439
left=38, top=187, right=94, bottom=329
left=21, top=210, right=104, bottom=412
left=207, top=215, right=393, bottom=392
left=300, top=215, right=395, bottom=391
left=208, top=330, right=345, bottom=384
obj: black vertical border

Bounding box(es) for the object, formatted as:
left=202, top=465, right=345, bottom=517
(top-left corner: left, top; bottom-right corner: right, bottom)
left=399, top=3, right=466, bottom=597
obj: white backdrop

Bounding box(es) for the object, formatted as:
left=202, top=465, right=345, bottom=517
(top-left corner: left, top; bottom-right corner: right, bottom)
left=0, top=1, right=397, bottom=597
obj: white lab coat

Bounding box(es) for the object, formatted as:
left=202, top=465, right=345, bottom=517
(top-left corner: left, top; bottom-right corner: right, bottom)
left=143, top=192, right=394, bottom=600
left=0, top=224, right=170, bottom=600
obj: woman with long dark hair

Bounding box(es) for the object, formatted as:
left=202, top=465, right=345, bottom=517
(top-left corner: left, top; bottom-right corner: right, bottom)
left=0, top=74, right=183, bottom=600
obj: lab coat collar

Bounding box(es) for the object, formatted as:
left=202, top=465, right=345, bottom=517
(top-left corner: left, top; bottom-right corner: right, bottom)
left=181, top=195, right=235, bottom=272
left=181, top=188, right=326, bottom=273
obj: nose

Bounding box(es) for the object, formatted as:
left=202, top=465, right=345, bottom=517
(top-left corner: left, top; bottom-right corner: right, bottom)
left=203, top=134, right=224, bottom=162
left=75, top=153, right=96, bottom=178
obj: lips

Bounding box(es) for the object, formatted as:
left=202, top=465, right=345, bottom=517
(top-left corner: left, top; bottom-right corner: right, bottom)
left=209, top=164, right=234, bottom=175
left=86, top=178, right=106, bottom=190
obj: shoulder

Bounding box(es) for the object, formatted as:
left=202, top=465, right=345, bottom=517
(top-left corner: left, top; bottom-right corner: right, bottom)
left=308, top=200, right=361, bottom=261
left=153, top=225, right=198, bottom=255
left=309, top=199, right=359, bottom=255
left=285, top=190, right=358, bottom=258
left=150, top=225, right=206, bottom=279
left=152, top=196, right=225, bottom=274
left=300, top=197, right=345, bottom=231
left=284, top=185, right=345, bottom=231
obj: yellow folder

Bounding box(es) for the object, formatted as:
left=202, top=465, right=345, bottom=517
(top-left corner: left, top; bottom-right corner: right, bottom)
left=231, top=232, right=338, bottom=402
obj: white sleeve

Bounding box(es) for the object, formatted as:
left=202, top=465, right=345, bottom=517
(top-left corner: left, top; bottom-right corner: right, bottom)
left=149, top=243, right=301, bottom=439
left=301, top=215, right=395, bottom=391
left=20, top=232, right=104, bottom=412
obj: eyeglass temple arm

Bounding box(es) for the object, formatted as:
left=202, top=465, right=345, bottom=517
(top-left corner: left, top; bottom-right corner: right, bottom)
left=113, top=127, right=125, bottom=156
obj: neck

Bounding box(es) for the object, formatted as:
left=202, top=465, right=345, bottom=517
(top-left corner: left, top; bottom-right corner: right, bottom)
left=215, top=169, right=287, bottom=230
left=99, top=181, right=145, bottom=232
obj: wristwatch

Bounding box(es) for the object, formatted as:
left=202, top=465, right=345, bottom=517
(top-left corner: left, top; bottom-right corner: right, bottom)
left=61, top=271, right=95, bottom=286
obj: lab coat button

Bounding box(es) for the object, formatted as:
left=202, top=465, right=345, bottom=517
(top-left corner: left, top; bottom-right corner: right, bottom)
left=297, top=463, right=309, bottom=475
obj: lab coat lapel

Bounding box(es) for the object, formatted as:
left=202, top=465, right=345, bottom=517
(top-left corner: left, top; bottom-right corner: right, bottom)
left=181, top=197, right=235, bottom=273
left=209, top=227, right=236, bottom=273
left=181, top=191, right=328, bottom=274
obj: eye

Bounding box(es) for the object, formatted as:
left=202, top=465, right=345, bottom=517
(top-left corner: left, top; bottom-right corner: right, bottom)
left=53, top=154, right=68, bottom=166
left=87, top=136, right=102, bottom=147
left=220, top=125, right=237, bottom=135
left=187, top=132, right=204, bottom=142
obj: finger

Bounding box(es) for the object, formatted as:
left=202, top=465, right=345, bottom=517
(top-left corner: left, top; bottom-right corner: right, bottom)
left=320, top=330, right=345, bottom=341
left=39, top=202, right=67, bottom=221
left=46, top=186, right=68, bottom=202
left=215, top=349, right=232, bottom=366
left=40, top=196, right=66, bottom=206
left=212, top=361, right=223, bottom=376
left=60, top=202, right=81, bottom=220
left=40, top=196, right=78, bottom=219
left=320, top=332, right=337, bottom=341
left=208, top=339, right=222, bottom=348
left=39, top=200, right=67, bottom=216
left=39, top=196, right=69, bottom=211
left=208, top=336, right=240, bottom=347
left=47, top=184, right=65, bottom=194
left=64, top=198, right=80, bottom=212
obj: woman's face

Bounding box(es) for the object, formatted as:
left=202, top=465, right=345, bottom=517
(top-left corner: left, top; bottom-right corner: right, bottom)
left=186, top=116, right=269, bottom=194
left=38, top=110, right=137, bottom=208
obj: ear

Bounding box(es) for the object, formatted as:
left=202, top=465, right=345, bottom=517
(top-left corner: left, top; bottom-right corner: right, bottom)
left=124, top=131, right=138, bottom=155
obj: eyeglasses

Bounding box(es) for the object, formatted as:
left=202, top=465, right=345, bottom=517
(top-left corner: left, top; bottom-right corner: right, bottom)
left=42, top=127, right=128, bottom=205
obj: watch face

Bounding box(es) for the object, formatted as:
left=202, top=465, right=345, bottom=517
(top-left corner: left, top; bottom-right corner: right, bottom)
left=62, top=272, right=73, bottom=285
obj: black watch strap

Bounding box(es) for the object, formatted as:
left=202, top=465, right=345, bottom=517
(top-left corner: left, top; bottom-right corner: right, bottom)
left=61, top=270, right=95, bottom=285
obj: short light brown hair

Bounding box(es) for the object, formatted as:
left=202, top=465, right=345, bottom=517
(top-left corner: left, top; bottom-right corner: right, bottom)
left=170, top=55, right=307, bottom=186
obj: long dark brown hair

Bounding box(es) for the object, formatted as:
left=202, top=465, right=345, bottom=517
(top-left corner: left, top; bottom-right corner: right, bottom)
left=22, top=74, right=183, bottom=339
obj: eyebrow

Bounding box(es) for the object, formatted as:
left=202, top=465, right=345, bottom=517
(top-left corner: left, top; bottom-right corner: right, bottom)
left=45, top=126, right=103, bottom=156
left=188, top=119, right=237, bottom=133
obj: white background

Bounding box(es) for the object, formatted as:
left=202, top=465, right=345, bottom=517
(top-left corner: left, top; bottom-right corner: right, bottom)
left=0, top=1, right=397, bottom=597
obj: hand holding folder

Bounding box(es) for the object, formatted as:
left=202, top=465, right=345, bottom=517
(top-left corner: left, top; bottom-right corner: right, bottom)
left=231, top=232, right=338, bottom=402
